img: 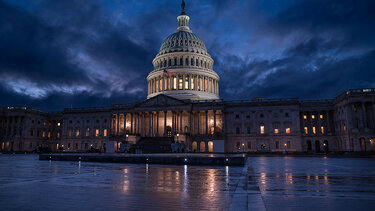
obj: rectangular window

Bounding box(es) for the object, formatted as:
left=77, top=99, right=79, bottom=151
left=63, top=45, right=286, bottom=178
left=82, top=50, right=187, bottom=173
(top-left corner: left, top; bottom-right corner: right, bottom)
left=159, top=79, right=162, bottom=91
left=247, top=141, right=251, bottom=149
left=274, top=128, right=279, bottom=134
left=166, top=78, right=170, bottom=90
left=191, top=77, right=194, bottom=90
left=275, top=141, right=279, bottom=149
left=95, top=129, right=99, bottom=137
left=260, top=126, right=265, bottom=134
left=173, top=77, right=177, bottom=90
left=321, top=126, right=324, bottom=134
left=312, top=115, right=315, bottom=119
left=313, top=126, right=316, bottom=134
left=304, top=127, right=308, bottom=134
left=236, top=127, right=240, bottom=134
left=42, top=131, right=46, bottom=138
left=185, top=77, right=189, bottom=89
left=68, top=129, right=72, bottom=137
left=320, top=114, right=323, bottom=119
left=197, top=78, right=201, bottom=91
left=286, top=128, right=291, bottom=134
left=205, top=78, right=208, bottom=91
left=247, top=127, right=250, bottom=134
left=57, top=132, right=60, bottom=138
left=103, top=129, right=107, bottom=137
left=303, top=115, right=307, bottom=119
left=86, top=128, right=90, bottom=137
left=209, top=80, right=212, bottom=92
left=178, top=77, right=183, bottom=90
left=48, top=131, right=51, bottom=138
left=76, top=129, right=80, bottom=137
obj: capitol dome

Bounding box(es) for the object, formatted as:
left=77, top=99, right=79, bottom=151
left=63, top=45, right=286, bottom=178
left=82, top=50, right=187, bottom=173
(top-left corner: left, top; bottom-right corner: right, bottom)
left=147, top=0, right=220, bottom=101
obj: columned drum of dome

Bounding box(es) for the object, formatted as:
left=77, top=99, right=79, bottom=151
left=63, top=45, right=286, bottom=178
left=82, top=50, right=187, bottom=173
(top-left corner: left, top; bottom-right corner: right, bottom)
left=147, top=1, right=220, bottom=100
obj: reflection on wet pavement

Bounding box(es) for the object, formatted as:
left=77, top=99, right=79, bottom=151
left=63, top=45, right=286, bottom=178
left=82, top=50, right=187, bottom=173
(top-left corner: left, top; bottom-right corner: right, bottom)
left=0, top=154, right=242, bottom=211
left=248, top=157, right=375, bottom=210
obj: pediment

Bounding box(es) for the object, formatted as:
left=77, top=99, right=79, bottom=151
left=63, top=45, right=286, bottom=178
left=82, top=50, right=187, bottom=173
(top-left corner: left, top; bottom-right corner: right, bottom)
left=137, top=94, right=187, bottom=107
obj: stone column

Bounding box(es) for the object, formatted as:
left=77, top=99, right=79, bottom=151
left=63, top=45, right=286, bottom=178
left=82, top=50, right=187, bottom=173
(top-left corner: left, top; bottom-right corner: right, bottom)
left=197, top=111, right=200, bottom=136
left=148, top=112, right=151, bottom=136
left=116, top=112, right=120, bottom=136
left=164, top=111, right=167, bottom=137
left=141, top=113, right=144, bottom=136
left=214, top=110, right=217, bottom=136
left=351, top=104, right=356, bottom=128
left=188, top=75, right=191, bottom=90
left=194, top=76, right=198, bottom=91
left=172, top=111, right=175, bottom=136
left=162, top=75, right=165, bottom=92
left=156, top=111, right=159, bottom=137
left=182, top=75, right=186, bottom=90
left=180, top=111, right=183, bottom=134
left=205, top=110, right=208, bottom=135
left=123, top=113, right=127, bottom=137
left=130, top=113, right=133, bottom=134
left=362, top=103, right=368, bottom=128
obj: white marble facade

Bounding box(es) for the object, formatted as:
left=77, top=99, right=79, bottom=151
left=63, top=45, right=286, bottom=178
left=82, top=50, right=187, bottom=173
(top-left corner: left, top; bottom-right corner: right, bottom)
left=1, top=4, right=375, bottom=153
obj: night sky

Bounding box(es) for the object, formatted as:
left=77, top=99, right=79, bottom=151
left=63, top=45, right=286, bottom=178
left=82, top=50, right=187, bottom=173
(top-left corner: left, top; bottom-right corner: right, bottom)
left=1, top=0, right=375, bottom=111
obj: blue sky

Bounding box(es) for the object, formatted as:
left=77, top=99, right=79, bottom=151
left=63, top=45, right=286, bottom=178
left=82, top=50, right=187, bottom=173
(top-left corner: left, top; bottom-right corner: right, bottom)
left=0, top=0, right=374, bottom=110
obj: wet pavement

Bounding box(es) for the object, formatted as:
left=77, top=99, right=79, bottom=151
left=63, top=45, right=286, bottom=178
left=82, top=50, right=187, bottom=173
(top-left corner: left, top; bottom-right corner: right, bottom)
left=1, top=155, right=375, bottom=210
left=0, top=154, right=242, bottom=211
left=245, top=157, right=375, bottom=211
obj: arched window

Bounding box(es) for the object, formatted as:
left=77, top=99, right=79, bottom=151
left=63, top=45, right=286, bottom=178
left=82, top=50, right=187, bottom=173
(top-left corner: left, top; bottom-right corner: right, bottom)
left=168, top=59, right=171, bottom=66
left=186, top=58, right=189, bottom=66
left=180, top=57, right=183, bottom=65
left=204, top=61, right=207, bottom=68
left=208, top=141, right=213, bottom=152
left=200, top=141, right=205, bottom=152
left=174, top=57, right=177, bottom=66
left=164, top=60, right=167, bottom=67
left=191, top=58, right=194, bottom=66
left=201, top=60, right=203, bottom=67
left=192, top=141, right=197, bottom=152
left=196, top=59, right=199, bottom=66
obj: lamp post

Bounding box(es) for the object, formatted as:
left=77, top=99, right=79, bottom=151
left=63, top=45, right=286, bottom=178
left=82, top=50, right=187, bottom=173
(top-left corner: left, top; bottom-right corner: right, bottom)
left=242, top=143, right=245, bottom=153
left=284, top=143, right=287, bottom=154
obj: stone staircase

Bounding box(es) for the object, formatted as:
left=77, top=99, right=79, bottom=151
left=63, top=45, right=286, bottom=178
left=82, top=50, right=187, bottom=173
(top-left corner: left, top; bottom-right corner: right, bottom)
left=133, top=137, right=173, bottom=153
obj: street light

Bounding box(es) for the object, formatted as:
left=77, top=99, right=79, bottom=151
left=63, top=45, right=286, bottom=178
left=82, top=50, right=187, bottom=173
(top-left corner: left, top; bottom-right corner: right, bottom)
left=242, top=143, right=245, bottom=153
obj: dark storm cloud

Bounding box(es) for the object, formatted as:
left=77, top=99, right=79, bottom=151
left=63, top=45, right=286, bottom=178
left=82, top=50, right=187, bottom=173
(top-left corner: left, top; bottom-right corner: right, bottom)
left=0, top=0, right=374, bottom=110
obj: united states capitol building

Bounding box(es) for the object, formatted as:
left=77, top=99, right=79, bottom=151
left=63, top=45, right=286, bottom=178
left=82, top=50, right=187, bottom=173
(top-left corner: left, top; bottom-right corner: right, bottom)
left=1, top=3, right=375, bottom=154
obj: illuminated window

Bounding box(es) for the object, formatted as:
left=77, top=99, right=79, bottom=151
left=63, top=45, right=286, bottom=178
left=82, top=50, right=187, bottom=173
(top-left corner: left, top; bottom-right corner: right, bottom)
left=57, top=122, right=61, bottom=127
left=159, top=79, right=162, bottom=91
left=197, top=78, right=201, bottom=91
left=48, top=131, right=51, bottom=138
left=173, top=76, right=177, bottom=89
left=321, top=126, right=324, bottom=134
left=103, top=129, right=107, bottom=137
left=209, top=80, right=212, bottom=92
left=57, top=132, right=60, bottom=138
left=185, top=77, right=189, bottom=89
left=286, top=128, right=291, bottom=134
left=343, top=124, right=346, bottom=131
left=191, top=77, right=194, bottom=90
left=95, top=129, right=99, bottom=137
left=304, top=127, right=308, bottom=134
left=303, top=115, right=307, bottom=119
left=312, top=126, right=316, bottom=134
left=86, top=128, right=90, bottom=137
left=156, top=79, right=159, bottom=92
left=274, top=128, right=279, bottom=134
left=178, top=77, right=183, bottom=90
left=43, top=122, right=46, bottom=126
left=165, top=78, right=170, bottom=90
left=320, top=114, right=323, bottom=119
left=42, top=131, right=46, bottom=138
left=76, top=129, right=80, bottom=137
left=260, top=125, right=265, bottom=134
left=312, top=115, right=315, bottom=119
left=205, top=78, right=208, bottom=91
